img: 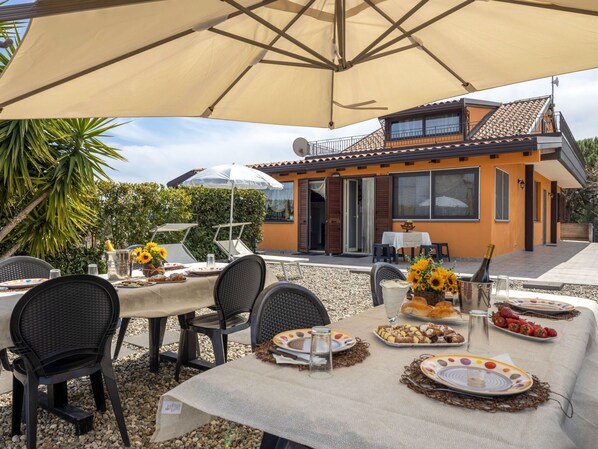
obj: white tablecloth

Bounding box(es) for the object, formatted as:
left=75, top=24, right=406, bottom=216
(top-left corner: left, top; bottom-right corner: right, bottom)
left=0, top=263, right=277, bottom=350
left=152, top=291, right=598, bottom=449
left=381, top=231, right=432, bottom=248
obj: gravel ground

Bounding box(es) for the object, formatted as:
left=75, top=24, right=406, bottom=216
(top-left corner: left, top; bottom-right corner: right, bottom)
left=0, top=266, right=595, bottom=448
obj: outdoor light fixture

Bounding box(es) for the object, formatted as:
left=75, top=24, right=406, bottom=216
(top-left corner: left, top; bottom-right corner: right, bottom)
left=331, top=172, right=341, bottom=178
left=518, top=179, right=526, bottom=189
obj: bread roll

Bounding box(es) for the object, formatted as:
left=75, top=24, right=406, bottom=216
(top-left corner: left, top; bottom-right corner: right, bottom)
left=400, top=297, right=433, bottom=317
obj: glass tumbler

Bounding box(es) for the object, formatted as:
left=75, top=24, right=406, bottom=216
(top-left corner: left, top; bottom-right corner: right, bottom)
left=87, top=264, right=99, bottom=276
left=467, top=310, right=490, bottom=355
left=309, top=327, right=333, bottom=379
left=49, top=269, right=61, bottom=279
left=493, top=275, right=510, bottom=303
left=206, top=254, right=216, bottom=269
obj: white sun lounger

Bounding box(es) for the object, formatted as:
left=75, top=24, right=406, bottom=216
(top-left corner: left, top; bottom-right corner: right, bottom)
left=213, top=223, right=308, bottom=280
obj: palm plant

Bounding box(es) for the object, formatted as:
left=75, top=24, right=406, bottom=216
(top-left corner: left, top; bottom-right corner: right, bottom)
left=0, top=23, right=124, bottom=258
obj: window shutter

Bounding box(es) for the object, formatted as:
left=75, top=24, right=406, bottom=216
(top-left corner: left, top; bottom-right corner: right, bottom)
left=375, top=176, right=393, bottom=243
left=297, top=179, right=309, bottom=252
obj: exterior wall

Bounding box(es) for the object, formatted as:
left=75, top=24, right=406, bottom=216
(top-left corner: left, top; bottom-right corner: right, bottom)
left=259, top=150, right=541, bottom=258
left=466, top=105, right=495, bottom=131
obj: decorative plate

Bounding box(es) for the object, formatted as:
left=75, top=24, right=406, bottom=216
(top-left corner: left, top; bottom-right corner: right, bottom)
left=0, top=278, right=47, bottom=289
left=113, top=280, right=156, bottom=288
left=372, top=329, right=466, bottom=348
left=272, top=328, right=355, bottom=354
left=164, top=263, right=185, bottom=270
left=400, top=310, right=466, bottom=325
left=186, top=268, right=223, bottom=277
left=420, top=354, right=533, bottom=396
left=489, top=320, right=558, bottom=343
left=507, top=297, right=575, bottom=314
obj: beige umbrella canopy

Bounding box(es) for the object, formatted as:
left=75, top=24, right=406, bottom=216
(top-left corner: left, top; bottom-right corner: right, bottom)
left=0, top=0, right=597, bottom=128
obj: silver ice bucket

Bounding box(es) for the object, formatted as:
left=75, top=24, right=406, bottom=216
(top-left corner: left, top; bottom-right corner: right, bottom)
left=104, top=249, right=130, bottom=281
left=457, top=277, right=493, bottom=313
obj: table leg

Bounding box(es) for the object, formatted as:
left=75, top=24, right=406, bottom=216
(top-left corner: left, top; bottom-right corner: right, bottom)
left=160, top=313, right=209, bottom=371
left=41, top=383, right=93, bottom=435
left=148, top=317, right=167, bottom=373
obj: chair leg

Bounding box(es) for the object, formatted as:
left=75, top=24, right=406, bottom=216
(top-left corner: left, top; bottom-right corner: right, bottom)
left=113, top=318, right=130, bottom=360
left=209, top=330, right=226, bottom=366
left=25, top=375, right=39, bottom=449
left=174, top=329, right=187, bottom=382
left=101, top=356, right=130, bottom=447
left=11, top=375, right=24, bottom=436
left=1, top=349, right=12, bottom=371
left=260, top=432, right=290, bottom=449
left=281, top=262, right=288, bottom=281
left=90, top=371, right=106, bottom=412
left=222, top=334, right=228, bottom=363
left=296, top=262, right=303, bottom=278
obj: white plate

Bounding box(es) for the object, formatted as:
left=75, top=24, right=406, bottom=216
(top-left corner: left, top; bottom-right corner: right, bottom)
left=0, top=278, right=47, bottom=289
left=489, top=320, right=558, bottom=342
left=272, top=328, right=356, bottom=354
left=507, top=297, right=575, bottom=314
left=372, top=329, right=466, bottom=348
left=400, top=310, right=466, bottom=325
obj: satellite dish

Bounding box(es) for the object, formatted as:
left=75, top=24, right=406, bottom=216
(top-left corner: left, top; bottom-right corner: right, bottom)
left=292, top=137, right=310, bottom=157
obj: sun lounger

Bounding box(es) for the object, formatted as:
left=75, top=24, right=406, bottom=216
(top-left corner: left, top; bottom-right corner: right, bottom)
left=151, top=223, right=199, bottom=264
left=213, top=223, right=308, bottom=280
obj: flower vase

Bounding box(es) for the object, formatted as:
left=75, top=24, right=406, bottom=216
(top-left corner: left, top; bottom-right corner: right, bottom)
left=414, top=289, right=445, bottom=306
left=142, top=263, right=164, bottom=278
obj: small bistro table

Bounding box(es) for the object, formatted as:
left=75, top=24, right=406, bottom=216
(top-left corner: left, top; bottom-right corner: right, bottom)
left=152, top=291, right=598, bottom=449
left=381, top=231, right=432, bottom=259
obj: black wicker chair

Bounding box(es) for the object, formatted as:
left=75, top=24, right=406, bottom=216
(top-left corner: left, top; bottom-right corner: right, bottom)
left=174, top=255, right=266, bottom=380
left=0, top=256, right=54, bottom=371
left=370, top=262, right=407, bottom=307
left=10, top=275, right=130, bottom=449
left=250, top=282, right=330, bottom=350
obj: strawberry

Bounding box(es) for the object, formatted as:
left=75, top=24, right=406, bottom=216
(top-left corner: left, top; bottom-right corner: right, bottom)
left=493, top=316, right=507, bottom=328
left=500, top=307, right=518, bottom=319
left=520, top=323, right=534, bottom=336
left=533, top=327, right=547, bottom=338
left=545, top=327, right=558, bottom=338
left=508, top=320, right=520, bottom=333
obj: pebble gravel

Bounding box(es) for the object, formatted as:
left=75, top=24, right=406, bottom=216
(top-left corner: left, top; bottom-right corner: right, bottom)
left=0, top=265, right=595, bottom=448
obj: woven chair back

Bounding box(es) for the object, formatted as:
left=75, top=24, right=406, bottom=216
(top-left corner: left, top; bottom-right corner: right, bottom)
left=0, top=256, right=53, bottom=282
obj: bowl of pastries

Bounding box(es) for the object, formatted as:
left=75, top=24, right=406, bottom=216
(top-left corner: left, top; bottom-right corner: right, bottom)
left=400, top=296, right=464, bottom=323
left=373, top=323, right=465, bottom=347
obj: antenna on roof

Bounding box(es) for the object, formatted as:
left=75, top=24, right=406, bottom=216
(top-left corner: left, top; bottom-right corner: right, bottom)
left=292, top=137, right=310, bottom=158
left=551, top=76, right=559, bottom=108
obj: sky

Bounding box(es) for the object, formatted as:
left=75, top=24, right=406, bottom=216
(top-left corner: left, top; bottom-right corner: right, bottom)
left=4, top=0, right=598, bottom=185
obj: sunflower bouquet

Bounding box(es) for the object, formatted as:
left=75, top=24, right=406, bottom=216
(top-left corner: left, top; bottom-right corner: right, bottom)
left=132, top=242, right=168, bottom=267
left=406, top=255, right=457, bottom=301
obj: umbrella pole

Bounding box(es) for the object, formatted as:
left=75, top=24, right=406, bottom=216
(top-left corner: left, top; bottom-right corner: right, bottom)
left=228, top=184, right=235, bottom=261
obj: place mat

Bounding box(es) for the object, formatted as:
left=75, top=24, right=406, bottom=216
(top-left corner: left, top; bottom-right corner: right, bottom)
left=255, top=338, right=370, bottom=371
left=1, top=287, right=32, bottom=293
left=495, top=302, right=581, bottom=321
left=400, top=355, right=554, bottom=413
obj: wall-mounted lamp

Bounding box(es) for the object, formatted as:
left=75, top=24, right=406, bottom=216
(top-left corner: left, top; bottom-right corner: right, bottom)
left=331, top=172, right=341, bottom=178
left=549, top=192, right=555, bottom=199
left=517, top=179, right=526, bottom=189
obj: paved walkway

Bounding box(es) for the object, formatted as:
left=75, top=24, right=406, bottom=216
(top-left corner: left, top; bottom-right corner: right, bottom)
left=267, top=241, right=597, bottom=285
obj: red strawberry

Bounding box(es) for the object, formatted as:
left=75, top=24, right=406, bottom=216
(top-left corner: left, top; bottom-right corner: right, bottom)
left=508, top=321, right=520, bottom=333
left=500, top=307, right=518, bottom=319
left=545, top=327, right=558, bottom=338
left=520, top=323, right=534, bottom=336
left=493, top=316, right=507, bottom=328
left=533, top=327, right=547, bottom=338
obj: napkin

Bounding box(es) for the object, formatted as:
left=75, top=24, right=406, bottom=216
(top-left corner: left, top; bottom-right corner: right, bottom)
left=273, top=354, right=309, bottom=366
left=491, top=353, right=515, bottom=366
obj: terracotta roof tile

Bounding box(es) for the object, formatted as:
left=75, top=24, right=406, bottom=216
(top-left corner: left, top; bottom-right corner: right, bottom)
left=472, top=96, right=550, bottom=139
left=343, top=128, right=385, bottom=152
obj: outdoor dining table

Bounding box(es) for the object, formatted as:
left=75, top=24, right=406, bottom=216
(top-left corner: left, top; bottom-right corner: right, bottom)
left=152, top=290, right=598, bottom=449
left=381, top=231, right=432, bottom=258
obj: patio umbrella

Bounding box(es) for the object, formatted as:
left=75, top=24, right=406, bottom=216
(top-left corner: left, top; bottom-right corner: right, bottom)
left=0, top=1, right=598, bottom=127
left=181, top=164, right=283, bottom=259
left=419, top=196, right=468, bottom=208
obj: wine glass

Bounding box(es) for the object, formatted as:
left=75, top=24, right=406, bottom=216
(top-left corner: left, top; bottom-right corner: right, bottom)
left=380, top=279, right=411, bottom=325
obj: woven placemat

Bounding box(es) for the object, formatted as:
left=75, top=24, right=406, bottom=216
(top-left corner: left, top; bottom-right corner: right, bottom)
left=495, top=302, right=581, bottom=321
left=255, top=338, right=370, bottom=371
left=400, top=355, right=552, bottom=413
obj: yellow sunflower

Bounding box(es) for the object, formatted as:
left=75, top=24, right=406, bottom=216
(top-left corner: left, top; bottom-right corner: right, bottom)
left=146, top=241, right=158, bottom=249
left=447, top=273, right=457, bottom=286
left=137, top=251, right=152, bottom=264
left=407, top=271, right=419, bottom=283
left=411, top=259, right=429, bottom=272
left=429, top=272, right=444, bottom=291
left=132, top=247, right=142, bottom=255
left=158, top=247, right=168, bottom=259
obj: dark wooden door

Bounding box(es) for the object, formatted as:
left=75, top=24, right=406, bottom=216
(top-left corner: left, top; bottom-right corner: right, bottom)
left=298, top=179, right=309, bottom=253
left=374, top=176, right=393, bottom=244
left=325, top=177, right=343, bottom=254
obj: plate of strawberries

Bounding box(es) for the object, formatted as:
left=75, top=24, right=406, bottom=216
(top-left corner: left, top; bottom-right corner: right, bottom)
left=490, top=306, right=558, bottom=342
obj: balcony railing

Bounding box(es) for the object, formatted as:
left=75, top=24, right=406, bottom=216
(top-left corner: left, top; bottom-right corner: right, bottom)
left=306, top=111, right=567, bottom=158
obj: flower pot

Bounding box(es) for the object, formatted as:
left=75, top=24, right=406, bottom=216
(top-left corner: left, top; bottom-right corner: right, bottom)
left=141, top=263, right=164, bottom=278
left=413, top=289, right=445, bottom=306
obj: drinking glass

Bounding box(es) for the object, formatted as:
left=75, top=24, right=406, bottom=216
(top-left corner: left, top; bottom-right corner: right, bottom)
left=467, top=310, right=490, bottom=355
left=493, top=275, right=510, bottom=303
left=206, top=254, right=216, bottom=269
left=309, top=327, right=333, bottom=379
left=380, top=279, right=411, bottom=325
left=49, top=269, right=61, bottom=279
left=87, top=264, right=99, bottom=276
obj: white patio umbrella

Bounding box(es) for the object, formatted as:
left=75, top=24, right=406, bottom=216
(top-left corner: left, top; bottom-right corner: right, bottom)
left=419, top=196, right=468, bottom=208
left=1, top=1, right=598, bottom=127
left=182, top=164, right=283, bottom=259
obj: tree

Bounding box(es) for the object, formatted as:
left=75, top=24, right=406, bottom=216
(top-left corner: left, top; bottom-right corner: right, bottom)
left=564, top=137, right=598, bottom=223
left=0, top=24, right=124, bottom=258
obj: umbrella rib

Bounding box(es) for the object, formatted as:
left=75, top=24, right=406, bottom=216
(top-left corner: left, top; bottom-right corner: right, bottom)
left=352, top=0, right=429, bottom=65
left=358, top=0, right=475, bottom=63
left=259, top=59, right=327, bottom=69
left=492, top=0, right=598, bottom=17
left=221, top=0, right=337, bottom=70
left=357, top=43, right=419, bottom=64
left=203, top=0, right=318, bottom=117
left=0, top=0, right=162, bottom=22
left=334, top=0, right=347, bottom=68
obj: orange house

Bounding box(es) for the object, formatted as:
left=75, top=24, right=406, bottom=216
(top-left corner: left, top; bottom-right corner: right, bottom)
left=173, top=96, right=587, bottom=259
